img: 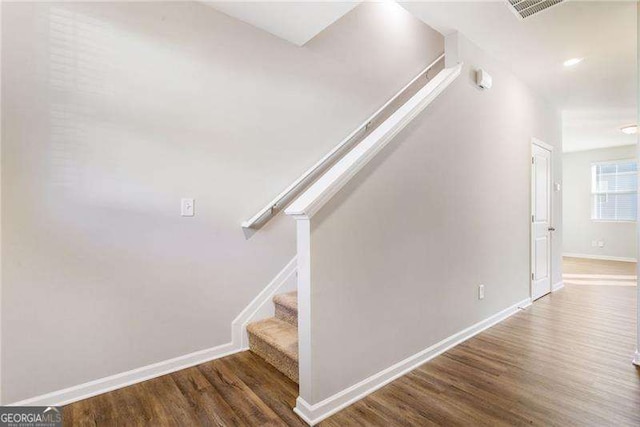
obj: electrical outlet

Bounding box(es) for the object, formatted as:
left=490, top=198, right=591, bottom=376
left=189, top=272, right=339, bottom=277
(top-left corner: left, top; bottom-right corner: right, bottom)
left=598, top=240, right=605, bottom=248
left=478, top=284, right=485, bottom=300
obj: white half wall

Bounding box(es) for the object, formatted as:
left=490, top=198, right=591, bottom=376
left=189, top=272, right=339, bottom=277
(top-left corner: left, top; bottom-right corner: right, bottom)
left=1, top=1, right=443, bottom=403
left=302, top=34, right=562, bottom=408
left=562, top=145, right=637, bottom=260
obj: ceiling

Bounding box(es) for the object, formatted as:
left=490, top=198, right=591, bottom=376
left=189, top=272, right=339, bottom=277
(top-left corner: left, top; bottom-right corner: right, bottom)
left=204, top=1, right=359, bottom=46
left=562, top=110, right=637, bottom=152
left=204, top=1, right=636, bottom=152
left=399, top=1, right=637, bottom=152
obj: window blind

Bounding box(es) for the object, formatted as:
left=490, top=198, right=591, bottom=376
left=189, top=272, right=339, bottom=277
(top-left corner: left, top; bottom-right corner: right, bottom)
left=591, top=160, right=638, bottom=222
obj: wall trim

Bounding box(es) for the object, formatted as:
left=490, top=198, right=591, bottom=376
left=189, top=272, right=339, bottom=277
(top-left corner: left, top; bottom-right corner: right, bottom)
left=9, top=342, right=240, bottom=407
left=231, top=256, right=297, bottom=349
left=294, top=296, right=532, bottom=425
left=9, top=257, right=298, bottom=407
left=633, top=351, right=640, bottom=366
left=532, top=137, right=554, bottom=152
left=563, top=253, right=637, bottom=263
left=552, top=281, right=564, bottom=292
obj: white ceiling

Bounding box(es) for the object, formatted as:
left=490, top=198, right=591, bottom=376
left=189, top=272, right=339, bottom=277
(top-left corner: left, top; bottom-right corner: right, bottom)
left=204, top=1, right=359, bottom=46
left=399, top=1, right=637, bottom=152
left=562, top=110, right=637, bottom=152
left=204, top=1, right=636, bottom=152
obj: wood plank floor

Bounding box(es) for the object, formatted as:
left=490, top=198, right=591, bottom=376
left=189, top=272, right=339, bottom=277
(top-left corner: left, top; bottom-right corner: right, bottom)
left=64, top=350, right=306, bottom=427
left=563, top=256, right=637, bottom=276
left=64, top=284, right=639, bottom=426
left=563, top=256, right=637, bottom=287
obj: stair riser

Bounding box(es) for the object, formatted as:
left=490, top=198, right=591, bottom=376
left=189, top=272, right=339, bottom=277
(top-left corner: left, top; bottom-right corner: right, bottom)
left=274, top=303, right=297, bottom=327
left=248, top=333, right=299, bottom=383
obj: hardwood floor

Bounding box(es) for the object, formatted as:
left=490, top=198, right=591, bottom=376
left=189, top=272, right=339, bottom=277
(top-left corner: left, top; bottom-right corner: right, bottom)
left=563, top=256, right=637, bottom=276
left=64, top=350, right=306, bottom=427
left=322, top=284, right=639, bottom=426
left=64, top=284, right=639, bottom=426
left=563, top=256, right=637, bottom=287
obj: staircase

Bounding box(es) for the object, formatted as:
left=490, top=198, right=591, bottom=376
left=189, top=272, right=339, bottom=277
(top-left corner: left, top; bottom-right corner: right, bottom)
left=247, top=291, right=299, bottom=383
left=241, top=56, right=462, bottom=424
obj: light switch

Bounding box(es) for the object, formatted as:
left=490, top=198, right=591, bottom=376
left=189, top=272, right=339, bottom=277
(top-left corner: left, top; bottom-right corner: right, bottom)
left=554, top=183, right=561, bottom=192
left=181, top=198, right=194, bottom=217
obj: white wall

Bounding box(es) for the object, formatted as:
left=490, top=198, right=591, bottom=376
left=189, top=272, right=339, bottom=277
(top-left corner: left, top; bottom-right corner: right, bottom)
left=0, top=1, right=443, bottom=403
left=563, top=145, right=637, bottom=261
left=306, top=35, right=562, bottom=404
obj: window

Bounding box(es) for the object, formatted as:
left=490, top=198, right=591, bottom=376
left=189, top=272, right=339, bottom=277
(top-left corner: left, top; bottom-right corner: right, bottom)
left=591, top=160, right=638, bottom=222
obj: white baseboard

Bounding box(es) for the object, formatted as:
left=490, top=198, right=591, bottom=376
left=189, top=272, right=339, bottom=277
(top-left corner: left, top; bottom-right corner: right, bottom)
left=294, top=296, right=532, bottom=425
left=10, top=257, right=298, bottom=407
left=552, top=281, right=564, bottom=292
left=563, top=253, right=637, bottom=263
left=9, top=342, right=240, bottom=407
left=231, top=256, right=297, bottom=349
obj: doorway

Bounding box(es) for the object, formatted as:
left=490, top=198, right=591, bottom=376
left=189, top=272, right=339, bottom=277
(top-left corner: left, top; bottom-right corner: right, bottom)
left=531, top=139, right=554, bottom=300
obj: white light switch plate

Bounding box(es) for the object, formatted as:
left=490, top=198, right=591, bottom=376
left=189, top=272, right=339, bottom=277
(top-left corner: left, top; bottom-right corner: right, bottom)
left=478, top=284, right=485, bottom=300
left=181, top=198, right=194, bottom=217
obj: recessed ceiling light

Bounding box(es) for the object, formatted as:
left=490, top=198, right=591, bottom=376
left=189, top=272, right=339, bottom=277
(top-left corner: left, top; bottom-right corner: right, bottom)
left=620, top=125, right=638, bottom=135
left=563, top=57, right=583, bottom=67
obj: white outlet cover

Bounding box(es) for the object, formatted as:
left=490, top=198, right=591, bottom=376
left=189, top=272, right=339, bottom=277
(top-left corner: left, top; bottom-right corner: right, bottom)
left=181, top=198, right=195, bottom=217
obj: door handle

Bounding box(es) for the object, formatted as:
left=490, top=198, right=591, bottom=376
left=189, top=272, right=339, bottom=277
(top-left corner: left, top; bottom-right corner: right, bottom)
left=548, top=227, right=556, bottom=232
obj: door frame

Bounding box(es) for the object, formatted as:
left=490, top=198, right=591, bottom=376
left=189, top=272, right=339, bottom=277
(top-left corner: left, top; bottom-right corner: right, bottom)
left=530, top=138, right=554, bottom=300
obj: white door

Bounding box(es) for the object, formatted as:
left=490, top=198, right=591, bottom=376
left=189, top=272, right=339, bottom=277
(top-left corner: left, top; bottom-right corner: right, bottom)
left=531, top=142, right=553, bottom=300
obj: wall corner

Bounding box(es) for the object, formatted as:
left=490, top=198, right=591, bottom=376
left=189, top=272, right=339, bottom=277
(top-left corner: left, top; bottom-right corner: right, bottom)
left=444, top=32, right=461, bottom=68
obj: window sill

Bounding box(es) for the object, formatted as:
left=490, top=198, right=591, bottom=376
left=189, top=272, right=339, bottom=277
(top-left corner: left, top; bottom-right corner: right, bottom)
left=590, top=220, right=637, bottom=223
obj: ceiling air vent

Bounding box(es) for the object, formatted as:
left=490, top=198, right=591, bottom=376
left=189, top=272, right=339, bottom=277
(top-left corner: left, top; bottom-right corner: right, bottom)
left=507, top=0, right=565, bottom=19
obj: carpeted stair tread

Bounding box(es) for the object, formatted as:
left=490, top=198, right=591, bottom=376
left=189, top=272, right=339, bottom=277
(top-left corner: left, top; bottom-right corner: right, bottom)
left=273, top=291, right=297, bottom=326
left=247, top=317, right=298, bottom=360
left=273, top=291, right=297, bottom=312
left=247, top=317, right=298, bottom=382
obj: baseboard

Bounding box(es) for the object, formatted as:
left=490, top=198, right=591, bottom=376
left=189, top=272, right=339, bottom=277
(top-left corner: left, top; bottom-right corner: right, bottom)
left=231, top=256, right=297, bottom=349
left=563, top=253, right=637, bottom=263
left=10, top=257, right=298, bottom=407
left=295, top=296, right=532, bottom=425
left=552, top=281, right=564, bottom=292
left=9, top=342, right=241, bottom=407
left=294, top=400, right=316, bottom=426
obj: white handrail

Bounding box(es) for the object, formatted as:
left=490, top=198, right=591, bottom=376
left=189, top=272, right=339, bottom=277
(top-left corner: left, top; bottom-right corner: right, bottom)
left=285, top=63, right=463, bottom=219
left=241, top=53, right=446, bottom=229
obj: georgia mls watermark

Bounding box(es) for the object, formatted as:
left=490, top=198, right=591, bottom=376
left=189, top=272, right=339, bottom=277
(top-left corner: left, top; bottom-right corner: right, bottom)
left=0, top=406, right=62, bottom=427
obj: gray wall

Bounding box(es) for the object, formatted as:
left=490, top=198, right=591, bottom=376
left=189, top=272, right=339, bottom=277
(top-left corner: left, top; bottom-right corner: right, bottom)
left=308, top=35, right=562, bottom=403
left=1, top=1, right=443, bottom=402
left=563, top=145, right=637, bottom=260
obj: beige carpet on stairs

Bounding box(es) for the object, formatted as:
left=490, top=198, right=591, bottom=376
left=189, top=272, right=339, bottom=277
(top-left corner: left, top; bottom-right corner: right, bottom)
left=247, top=291, right=299, bottom=383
